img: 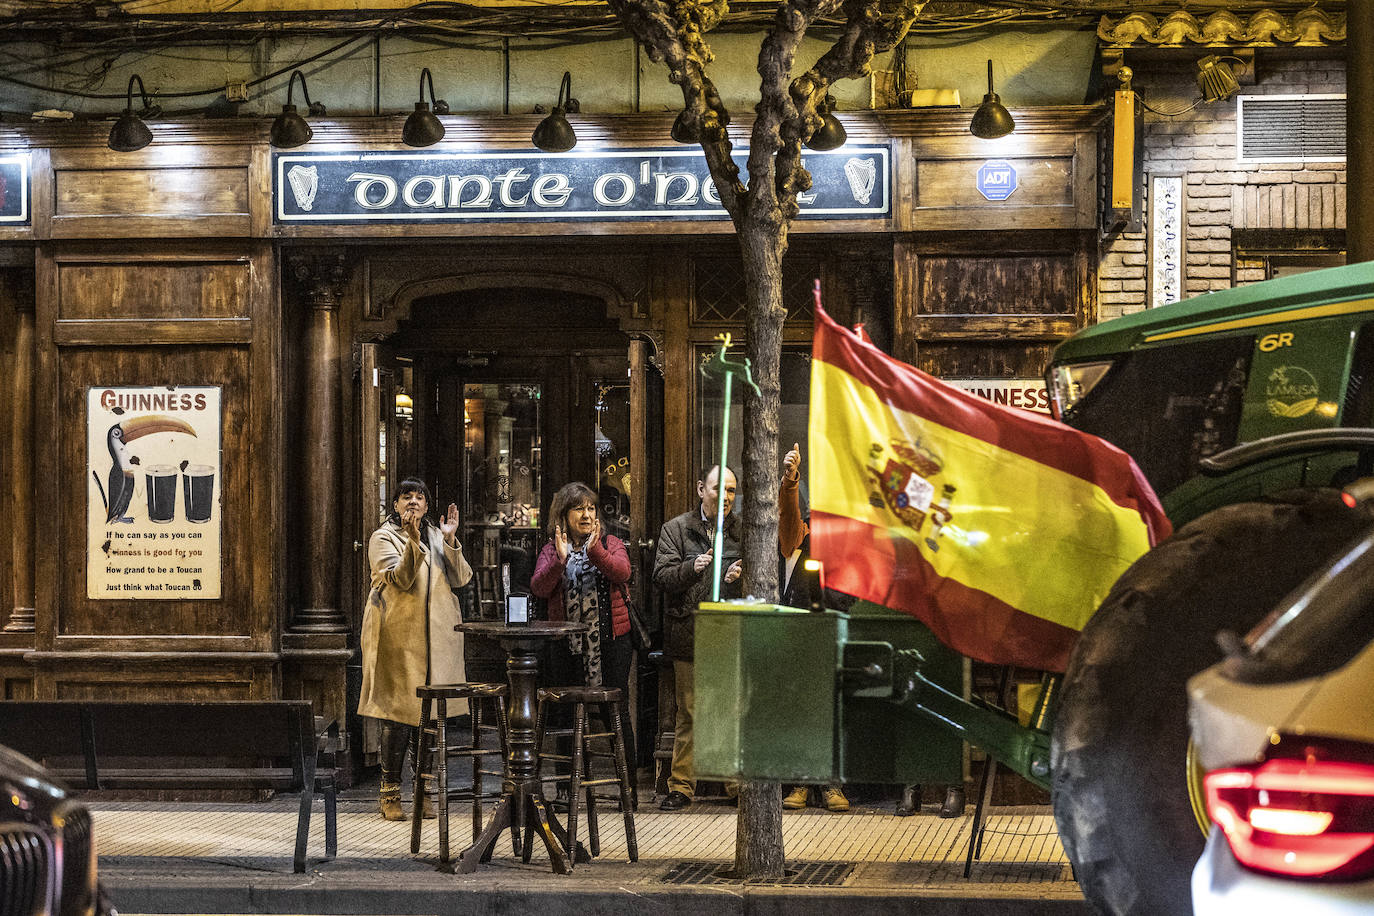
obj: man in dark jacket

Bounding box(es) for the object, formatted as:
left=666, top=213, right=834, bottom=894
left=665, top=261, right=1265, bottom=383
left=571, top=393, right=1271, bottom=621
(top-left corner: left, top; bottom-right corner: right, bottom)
left=652, top=464, right=741, bottom=810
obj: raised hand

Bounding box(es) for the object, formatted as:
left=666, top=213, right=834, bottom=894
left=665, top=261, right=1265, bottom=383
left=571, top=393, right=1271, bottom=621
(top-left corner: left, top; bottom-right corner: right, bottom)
left=693, top=549, right=713, bottom=574
left=587, top=517, right=602, bottom=547
left=783, top=442, right=801, bottom=481
left=439, top=503, right=460, bottom=545
left=554, top=524, right=570, bottom=563
left=724, top=558, right=743, bottom=584
left=401, top=505, right=423, bottom=543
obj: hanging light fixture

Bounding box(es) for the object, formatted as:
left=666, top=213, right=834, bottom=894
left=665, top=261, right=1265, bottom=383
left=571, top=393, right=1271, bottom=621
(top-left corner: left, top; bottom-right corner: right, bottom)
left=670, top=109, right=698, bottom=144
left=394, top=388, right=414, bottom=421
left=531, top=71, right=578, bottom=152
left=805, top=95, right=847, bottom=151
left=402, top=68, right=449, bottom=147
left=1197, top=55, right=1242, bottom=103
left=108, top=74, right=156, bottom=152
left=270, top=70, right=326, bottom=149
left=969, top=60, right=1015, bottom=140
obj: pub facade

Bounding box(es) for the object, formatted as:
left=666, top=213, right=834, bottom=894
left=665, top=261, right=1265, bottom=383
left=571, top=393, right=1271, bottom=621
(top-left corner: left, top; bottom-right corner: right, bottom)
left=0, top=4, right=1351, bottom=770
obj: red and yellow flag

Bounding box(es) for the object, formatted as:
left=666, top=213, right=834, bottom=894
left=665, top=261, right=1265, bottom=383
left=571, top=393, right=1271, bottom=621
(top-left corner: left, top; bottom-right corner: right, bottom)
left=809, top=305, right=1170, bottom=672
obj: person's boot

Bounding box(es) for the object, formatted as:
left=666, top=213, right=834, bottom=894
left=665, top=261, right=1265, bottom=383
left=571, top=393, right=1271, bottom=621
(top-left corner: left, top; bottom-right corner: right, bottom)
left=783, top=786, right=810, bottom=810
left=939, top=784, right=965, bottom=818
left=895, top=784, right=920, bottom=817
left=821, top=785, right=850, bottom=812
left=379, top=721, right=410, bottom=821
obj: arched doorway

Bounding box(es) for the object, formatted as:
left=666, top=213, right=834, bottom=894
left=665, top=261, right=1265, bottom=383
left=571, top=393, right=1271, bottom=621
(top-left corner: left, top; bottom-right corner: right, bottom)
left=360, top=284, right=661, bottom=682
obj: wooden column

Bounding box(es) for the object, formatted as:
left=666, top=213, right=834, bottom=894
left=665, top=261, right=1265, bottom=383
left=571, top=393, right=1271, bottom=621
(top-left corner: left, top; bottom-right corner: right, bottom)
left=290, top=254, right=349, bottom=633
left=5, top=275, right=34, bottom=633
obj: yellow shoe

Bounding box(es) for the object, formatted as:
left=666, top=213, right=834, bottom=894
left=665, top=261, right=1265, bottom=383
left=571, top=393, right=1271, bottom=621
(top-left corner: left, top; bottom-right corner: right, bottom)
left=421, top=794, right=438, bottom=820
left=783, top=786, right=809, bottom=810
left=822, top=786, right=850, bottom=812
left=379, top=792, right=405, bottom=821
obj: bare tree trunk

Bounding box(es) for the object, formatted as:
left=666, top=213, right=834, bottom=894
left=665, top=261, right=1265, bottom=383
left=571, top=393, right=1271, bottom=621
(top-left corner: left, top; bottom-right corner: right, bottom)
left=732, top=212, right=788, bottom=878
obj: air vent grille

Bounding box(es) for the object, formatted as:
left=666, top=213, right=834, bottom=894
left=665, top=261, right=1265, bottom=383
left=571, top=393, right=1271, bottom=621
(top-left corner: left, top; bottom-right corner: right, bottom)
left=1239, top=95, right=1346, bottom=162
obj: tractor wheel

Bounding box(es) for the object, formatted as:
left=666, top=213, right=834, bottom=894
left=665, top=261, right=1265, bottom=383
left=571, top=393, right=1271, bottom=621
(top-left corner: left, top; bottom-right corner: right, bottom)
left=1051, top=489, right=1373, bottom=916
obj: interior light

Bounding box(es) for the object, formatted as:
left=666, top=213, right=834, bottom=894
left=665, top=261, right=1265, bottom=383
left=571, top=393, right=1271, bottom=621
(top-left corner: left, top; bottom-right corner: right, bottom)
left=270, top=70, right=326, bottom=149
left=108, top=74, right=156, bottom=152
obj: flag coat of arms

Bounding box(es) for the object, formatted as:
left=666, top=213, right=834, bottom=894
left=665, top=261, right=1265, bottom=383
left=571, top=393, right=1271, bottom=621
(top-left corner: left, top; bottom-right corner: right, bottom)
left=809, top=305, right=1171, bottom=672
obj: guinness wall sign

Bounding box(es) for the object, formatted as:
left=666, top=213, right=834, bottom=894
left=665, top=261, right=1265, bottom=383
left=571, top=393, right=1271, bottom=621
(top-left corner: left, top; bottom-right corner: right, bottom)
left=273, top=147, right=889, bottom=224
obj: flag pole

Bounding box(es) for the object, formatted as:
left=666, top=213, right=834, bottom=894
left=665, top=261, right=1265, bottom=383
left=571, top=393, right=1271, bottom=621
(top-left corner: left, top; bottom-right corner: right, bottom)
left=700, top=333, right=760, bottom=601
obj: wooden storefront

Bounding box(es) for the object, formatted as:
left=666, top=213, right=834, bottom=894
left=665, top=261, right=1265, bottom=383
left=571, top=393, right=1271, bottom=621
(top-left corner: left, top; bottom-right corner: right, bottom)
left=0, top=106, right=1104, bottom=758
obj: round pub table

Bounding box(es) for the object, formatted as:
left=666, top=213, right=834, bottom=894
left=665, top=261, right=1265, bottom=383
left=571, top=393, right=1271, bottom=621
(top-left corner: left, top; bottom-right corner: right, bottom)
left=453, top=619, right=588, bottom=874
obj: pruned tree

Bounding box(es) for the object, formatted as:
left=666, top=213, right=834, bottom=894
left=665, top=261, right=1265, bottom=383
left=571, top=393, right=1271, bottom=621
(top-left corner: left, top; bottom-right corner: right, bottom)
left=605, top=0, right=929, bottom=879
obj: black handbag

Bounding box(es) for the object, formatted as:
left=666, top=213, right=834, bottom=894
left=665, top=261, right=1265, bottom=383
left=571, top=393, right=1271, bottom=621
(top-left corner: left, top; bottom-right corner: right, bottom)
left=618, top=584, right=653, bottom=651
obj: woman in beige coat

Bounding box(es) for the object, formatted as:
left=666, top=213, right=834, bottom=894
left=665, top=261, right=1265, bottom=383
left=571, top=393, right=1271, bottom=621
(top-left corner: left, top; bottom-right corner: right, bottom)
left=360, top=477, right=473, bottom=820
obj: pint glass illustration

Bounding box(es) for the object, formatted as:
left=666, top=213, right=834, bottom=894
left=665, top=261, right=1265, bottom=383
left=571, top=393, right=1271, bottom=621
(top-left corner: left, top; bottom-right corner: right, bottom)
left=144, top=465, right=179, bottom=523
left=182, top=465, right=215, bottom=523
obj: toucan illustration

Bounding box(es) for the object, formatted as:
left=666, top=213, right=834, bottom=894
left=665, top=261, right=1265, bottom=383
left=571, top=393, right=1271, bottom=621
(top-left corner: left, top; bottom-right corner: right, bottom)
left=96, top=415, right=197, bottom=524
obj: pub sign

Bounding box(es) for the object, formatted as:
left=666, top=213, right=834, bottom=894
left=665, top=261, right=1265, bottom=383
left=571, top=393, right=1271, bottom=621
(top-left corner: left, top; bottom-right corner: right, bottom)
left=274, top=147, right=890, bottom=224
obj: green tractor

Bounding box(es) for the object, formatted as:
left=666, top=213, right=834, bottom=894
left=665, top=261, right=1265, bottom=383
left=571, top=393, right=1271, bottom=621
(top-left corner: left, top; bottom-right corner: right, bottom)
left=693, top=260, right=1374, bottom=915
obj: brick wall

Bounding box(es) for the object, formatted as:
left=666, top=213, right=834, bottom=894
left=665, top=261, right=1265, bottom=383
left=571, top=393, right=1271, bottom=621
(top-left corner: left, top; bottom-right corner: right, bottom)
left=1098, top=58, right=1347, bottom=322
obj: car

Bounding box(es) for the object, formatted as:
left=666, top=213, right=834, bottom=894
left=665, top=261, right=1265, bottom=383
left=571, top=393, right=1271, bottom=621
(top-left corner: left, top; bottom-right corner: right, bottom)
left=1189, top=504, right=1374, bottom=914
left=0, top=742, right=104, bottom=916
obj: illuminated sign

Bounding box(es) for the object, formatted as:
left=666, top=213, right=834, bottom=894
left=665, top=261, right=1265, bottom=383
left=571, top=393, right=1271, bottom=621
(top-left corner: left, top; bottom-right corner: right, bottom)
left=273, top=147, right=890, bottom=223
left=975, top=159, right=1018, bottom=202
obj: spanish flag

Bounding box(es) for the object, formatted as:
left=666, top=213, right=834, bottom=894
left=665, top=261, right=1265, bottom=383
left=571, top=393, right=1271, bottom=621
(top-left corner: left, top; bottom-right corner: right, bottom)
left=809, top=305, right=1170, bottom=672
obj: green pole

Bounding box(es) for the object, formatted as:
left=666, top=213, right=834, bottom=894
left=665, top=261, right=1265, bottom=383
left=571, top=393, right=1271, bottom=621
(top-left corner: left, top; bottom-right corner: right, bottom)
left=711, top=369, right=733, bottom=602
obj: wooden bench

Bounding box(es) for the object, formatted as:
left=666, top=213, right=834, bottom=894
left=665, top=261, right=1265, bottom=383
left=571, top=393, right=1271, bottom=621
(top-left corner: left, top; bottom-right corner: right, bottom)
left=0, top=700, right=338, bottom=873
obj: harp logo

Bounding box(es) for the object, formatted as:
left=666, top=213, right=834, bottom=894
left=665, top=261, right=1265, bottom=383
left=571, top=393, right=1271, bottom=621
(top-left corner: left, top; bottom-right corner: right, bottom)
left=286, top=165, right=319, bottom=211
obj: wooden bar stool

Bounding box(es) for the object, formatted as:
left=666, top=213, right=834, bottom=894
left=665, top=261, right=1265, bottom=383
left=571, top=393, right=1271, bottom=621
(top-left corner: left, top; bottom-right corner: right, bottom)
left=529, top=685, right=638, bottom=869
left=410, top=682, right=510, bottom=864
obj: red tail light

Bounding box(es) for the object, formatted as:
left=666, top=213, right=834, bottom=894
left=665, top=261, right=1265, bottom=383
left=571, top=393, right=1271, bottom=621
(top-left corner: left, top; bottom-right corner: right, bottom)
left=1205, top=755, right=1374, bottom=879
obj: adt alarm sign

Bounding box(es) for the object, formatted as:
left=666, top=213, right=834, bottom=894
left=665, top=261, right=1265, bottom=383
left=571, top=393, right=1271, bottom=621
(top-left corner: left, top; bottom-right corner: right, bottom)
left=976, top=159, right=1018, bottom=201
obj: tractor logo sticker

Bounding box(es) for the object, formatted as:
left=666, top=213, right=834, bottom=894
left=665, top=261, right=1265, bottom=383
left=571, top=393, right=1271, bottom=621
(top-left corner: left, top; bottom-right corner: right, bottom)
left=866, top=438, right=958, bottom=551
left=1265, top=365, right=1319, bottom=418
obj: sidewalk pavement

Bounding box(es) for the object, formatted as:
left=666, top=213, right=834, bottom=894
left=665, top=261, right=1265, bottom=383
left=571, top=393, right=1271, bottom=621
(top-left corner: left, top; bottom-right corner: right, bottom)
left=98, top=788, right=1086, bottom=916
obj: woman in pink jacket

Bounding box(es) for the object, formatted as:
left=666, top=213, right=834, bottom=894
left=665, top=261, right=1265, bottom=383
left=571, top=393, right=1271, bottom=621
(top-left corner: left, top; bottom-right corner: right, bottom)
left=531, top=481, right=636, bottom=770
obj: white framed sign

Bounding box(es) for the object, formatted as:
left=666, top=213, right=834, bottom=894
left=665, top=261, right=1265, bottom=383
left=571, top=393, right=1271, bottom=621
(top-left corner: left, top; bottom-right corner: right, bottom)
left=944, top=378, right=1051, bottom=414
left=86, top=386, right=222, bottom=599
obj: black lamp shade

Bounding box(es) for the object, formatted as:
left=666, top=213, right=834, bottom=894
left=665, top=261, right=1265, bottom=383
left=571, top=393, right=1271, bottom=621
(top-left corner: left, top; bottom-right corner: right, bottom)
left=402, top=102, right=445, bottom=147
left=805, top=112, right=847, bottom=151
left=270, top=104, right=313, bottom=149
left=532, top=72, right=577, bottom=152
left=969, top=61, right=1015, bottom=139
left=670, top=109, right=698, bottom=144
left=532, top=110, right=576, bottom=152
left=108, top=109, right=153, bottom=152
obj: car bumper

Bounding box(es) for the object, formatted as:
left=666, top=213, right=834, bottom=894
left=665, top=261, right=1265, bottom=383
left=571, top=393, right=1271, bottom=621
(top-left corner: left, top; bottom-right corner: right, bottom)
left=1193, top=827, right=1374, bottom=915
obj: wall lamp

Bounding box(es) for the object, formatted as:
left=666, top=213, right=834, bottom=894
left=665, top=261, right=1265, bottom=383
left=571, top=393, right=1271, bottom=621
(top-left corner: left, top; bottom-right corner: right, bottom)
left=805, top=94, right=847, bottom=151
left=969, top=60, right=1015, bottom=140
left=402, top=68, right=449, bottom=147
left=532, top=71, right=578, bottom=152
left=1197, top=55, right=1243, bottom=103
left=270, top=70, right=326, bottom=149
left=108, top=74, right=158, bottom=152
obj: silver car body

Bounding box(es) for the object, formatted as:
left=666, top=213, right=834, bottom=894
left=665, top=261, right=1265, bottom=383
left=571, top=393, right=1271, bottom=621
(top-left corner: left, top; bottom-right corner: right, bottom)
left=1189, top=624, right=1374, bottom=914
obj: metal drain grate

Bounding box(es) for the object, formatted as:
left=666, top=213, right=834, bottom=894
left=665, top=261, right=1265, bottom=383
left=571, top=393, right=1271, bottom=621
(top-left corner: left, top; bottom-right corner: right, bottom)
left=661, top=860, right=855, bottom=886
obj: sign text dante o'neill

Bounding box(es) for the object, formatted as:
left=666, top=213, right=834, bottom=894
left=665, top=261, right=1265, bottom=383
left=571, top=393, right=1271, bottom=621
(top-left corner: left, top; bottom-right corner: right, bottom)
left=274, top=147, right=890, bottom=223
left=86, top=386, right=222, bottom=599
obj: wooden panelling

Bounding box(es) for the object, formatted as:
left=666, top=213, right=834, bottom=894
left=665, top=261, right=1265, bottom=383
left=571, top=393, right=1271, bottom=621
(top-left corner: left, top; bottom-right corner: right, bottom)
left=55, top=345, right=253, bottom=639
left=53, top=319, right=252, bottom=345
left=57, top=259, right=251, bottom=320
left=47, top=145, right=253, bottom=238
left=914, top=155, right=1076, bottom=210
left=899, top=132, right=1098, bottom=232
left=55, top=168, right=248, bottom=219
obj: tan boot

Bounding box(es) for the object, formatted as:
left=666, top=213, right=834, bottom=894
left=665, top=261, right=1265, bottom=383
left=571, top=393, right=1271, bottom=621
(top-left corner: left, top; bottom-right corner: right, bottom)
left=421, top=793, right=437, bottom=820
left=821, top=786, right=850, bottom=812
left=783, top=786, right=810, bottom=810
left=379, top=786, right=405, bottom=821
